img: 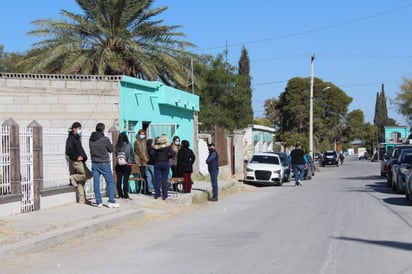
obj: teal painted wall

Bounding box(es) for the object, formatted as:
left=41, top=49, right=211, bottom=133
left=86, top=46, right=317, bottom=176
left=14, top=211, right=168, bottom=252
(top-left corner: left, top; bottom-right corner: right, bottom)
left=384, top=126, right=410, bottom=143
left=119, top=76, right=199, bottom=145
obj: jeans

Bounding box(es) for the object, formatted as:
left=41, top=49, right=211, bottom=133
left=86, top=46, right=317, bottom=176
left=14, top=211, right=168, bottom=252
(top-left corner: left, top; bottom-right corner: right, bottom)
left=92, top=162, right=116, bottom=204
left=145, top=165, right=154, bottom=192
left=293, top=164, right=305, bottom=184
left=154, top=161, right=169, bottom=199
left=209, top=169, right=219, bottom=198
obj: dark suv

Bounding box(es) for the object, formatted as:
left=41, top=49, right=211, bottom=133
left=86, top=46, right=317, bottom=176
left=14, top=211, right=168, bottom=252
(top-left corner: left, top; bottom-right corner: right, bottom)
left=321, top=150, right=339, bottom=167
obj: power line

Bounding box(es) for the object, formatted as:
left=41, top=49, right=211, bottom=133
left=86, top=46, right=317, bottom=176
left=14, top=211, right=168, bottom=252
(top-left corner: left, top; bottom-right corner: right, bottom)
left=191, top=3, right=412, bottom=53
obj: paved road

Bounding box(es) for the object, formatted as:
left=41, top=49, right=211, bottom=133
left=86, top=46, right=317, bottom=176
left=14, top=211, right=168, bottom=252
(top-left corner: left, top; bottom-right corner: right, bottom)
left=4, top=156, right=412, bottom=274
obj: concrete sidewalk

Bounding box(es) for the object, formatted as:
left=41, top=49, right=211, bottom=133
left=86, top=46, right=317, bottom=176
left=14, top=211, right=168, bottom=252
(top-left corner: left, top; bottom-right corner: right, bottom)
left=0, top=179, right=237, bottom=261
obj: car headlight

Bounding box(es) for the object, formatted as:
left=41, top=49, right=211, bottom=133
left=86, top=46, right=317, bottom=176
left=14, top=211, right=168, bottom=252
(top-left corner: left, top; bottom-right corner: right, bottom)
left=273, top=170, right=281, bottom=174
left=246, top=167, right=254, bottom=172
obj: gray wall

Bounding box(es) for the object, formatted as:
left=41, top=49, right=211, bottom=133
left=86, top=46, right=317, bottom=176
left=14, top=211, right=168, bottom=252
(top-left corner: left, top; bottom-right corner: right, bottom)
left=0, top=73, right=121, bottom=130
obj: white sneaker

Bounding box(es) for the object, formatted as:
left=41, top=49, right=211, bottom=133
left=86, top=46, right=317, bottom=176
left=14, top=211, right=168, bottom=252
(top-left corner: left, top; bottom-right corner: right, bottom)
left=107, top=203, right=120, bottom=208
left=96, top=203, right=103, bottom=208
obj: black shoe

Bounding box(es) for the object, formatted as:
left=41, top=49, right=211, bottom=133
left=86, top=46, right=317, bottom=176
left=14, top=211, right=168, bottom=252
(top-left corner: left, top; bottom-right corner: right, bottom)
left=209, top=197, right=218, bottom=202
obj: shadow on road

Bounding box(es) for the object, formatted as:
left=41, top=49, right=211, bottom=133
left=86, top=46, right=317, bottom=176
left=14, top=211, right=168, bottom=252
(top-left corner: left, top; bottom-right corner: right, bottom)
left=340, top=175, right=384, bottom=181
left=334, top=236, right=412, bottom=251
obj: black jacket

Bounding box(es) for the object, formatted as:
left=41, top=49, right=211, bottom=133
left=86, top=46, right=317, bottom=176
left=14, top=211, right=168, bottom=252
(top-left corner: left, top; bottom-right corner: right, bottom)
left=151, top=144, right=174, bottom=163
left=65, top=132, right=87, bottom=162
left=177, top=147, right=196, bottom=176
left=89, top=131, right=113, bottom=163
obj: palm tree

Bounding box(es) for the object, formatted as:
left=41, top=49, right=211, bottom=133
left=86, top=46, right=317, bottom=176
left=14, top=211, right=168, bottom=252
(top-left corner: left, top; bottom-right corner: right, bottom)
left=24, top=0, right=198, bottom=88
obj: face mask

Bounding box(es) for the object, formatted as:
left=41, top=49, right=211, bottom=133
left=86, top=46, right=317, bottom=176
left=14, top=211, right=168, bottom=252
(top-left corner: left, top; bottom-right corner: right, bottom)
left=76, top=129, right=82, bottom=136
left=140, top=135, right=145, bottom=139
left=175, top=141, right=180, bottom=145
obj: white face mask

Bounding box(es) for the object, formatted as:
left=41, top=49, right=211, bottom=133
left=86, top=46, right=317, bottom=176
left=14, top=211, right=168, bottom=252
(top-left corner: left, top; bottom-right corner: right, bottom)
left=140, top=134, right=146, bottom=139
left=175, top=141, right=180, bottom=145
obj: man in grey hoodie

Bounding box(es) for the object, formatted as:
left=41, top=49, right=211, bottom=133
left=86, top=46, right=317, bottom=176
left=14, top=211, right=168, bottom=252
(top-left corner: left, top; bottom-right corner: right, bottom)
left=89, top=122, right=119, bottom=208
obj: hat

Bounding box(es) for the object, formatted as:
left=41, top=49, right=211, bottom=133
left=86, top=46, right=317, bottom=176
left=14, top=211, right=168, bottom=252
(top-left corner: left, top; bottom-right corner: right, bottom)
left=207, top=142, right=215, bottom=147
left=71, top=122, right=81, bottom=129
left=295, top=141, right=301, bottom=147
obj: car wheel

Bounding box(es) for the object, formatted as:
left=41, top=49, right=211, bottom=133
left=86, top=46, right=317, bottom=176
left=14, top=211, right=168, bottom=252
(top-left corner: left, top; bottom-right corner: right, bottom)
left=278, top=181, right=283, bottom=186
left=409, top=188, right=412, bottom=205
left=387, top=173, right=393, bottom=188
left=396, top=175, right=404, bottom=194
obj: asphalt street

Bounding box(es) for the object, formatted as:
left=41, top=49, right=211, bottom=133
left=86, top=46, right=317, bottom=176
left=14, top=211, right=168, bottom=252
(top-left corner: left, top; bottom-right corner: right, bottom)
left=3, top=156, right=412, bottom=274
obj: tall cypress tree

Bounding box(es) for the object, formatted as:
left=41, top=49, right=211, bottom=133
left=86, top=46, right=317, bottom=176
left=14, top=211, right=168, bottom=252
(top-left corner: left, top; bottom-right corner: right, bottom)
left=234, top=47, right=254, bottom=128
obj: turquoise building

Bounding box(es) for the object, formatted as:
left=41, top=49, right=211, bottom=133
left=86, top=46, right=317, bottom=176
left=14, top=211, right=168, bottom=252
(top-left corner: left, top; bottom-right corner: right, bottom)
left=119, top=76, right=199, bottom=144
left=382, top=126, right=411, bottom=151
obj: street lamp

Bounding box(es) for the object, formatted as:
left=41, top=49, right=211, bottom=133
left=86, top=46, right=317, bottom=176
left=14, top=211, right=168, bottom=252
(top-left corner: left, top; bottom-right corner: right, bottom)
left=309, top=54, right=315, bottom=159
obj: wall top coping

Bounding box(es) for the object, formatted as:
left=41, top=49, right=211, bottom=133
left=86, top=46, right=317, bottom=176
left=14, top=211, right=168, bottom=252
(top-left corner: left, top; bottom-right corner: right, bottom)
left=0, top=73, right=123, bottom=82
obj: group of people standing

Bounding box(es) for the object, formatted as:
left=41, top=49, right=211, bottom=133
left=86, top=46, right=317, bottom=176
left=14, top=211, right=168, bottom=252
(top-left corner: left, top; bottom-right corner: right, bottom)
left=65, top=121, right=212, bottom=206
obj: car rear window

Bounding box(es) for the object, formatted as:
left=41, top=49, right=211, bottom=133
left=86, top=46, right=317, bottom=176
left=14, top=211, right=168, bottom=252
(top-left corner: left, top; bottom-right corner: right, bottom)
left=251, top=155, right=280, bottom=165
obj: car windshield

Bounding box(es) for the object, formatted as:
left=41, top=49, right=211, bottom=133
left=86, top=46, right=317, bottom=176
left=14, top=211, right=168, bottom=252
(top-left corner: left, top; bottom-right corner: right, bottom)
left=401, top=150, right=412, bottom=163
left=250, top=155, right=280, bottom=165
left=324, top=151, right=336, bottom=156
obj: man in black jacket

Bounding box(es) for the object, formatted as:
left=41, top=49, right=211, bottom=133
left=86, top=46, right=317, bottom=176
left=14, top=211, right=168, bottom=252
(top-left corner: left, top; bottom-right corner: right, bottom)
left=89, top=122, right=119, bottom=208
left=65, top=122, right=92, bottom=204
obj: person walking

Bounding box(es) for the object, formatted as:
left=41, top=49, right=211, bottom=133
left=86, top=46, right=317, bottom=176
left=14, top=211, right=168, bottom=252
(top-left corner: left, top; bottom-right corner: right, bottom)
left=150, top=134, right=174, bottom=200
left=115, top=132, right=133, bottom=200
left=89, top=122, right=119, bottom=208
left=206, top=143, right=219, bottom=201
left=65, top=121, right=92, bottom=204
left=177, top=140, right=196, bottom=193
left=134, top=129, right=149, bottom=194
left=288, top=142, right=308, bottom=187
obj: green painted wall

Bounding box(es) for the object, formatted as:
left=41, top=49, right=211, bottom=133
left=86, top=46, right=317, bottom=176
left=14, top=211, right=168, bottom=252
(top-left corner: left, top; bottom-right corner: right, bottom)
left=119, top=76, right=199, bottom=144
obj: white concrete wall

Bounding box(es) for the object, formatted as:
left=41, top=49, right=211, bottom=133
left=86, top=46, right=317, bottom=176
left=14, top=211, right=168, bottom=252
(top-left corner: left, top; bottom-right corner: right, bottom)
left=0, top=74, right=121, bottom=131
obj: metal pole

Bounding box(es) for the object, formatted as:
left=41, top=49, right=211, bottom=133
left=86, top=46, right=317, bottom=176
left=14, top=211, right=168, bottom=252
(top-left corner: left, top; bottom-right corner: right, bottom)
left=309, top=54, right=315, bottom=159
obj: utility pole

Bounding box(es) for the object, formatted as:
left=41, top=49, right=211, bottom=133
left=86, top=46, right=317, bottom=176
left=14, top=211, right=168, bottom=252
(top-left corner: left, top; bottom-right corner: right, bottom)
left=309, top=54, right=315, bottom=159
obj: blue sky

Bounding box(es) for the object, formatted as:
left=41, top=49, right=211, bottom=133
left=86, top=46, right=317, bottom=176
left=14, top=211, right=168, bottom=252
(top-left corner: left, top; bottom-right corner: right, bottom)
left=1, top=0, right=412, bottom=125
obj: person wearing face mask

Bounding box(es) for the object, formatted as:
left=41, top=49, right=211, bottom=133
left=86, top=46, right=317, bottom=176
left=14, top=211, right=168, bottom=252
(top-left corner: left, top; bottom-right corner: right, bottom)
left=170, top=136, right=181, bottom=177
left=65, top=121, right=92, bottom=204
left=206, top=143, right=219, bottom=201
left=134, top=129, right=149, bottom=194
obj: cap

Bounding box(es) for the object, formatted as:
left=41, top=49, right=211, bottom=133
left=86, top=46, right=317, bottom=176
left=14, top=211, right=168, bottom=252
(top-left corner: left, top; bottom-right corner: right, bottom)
left=295, top=141, right=301, bottom=147
left=207, top=142, right=215, bottom=147
left=71, top=122, right=81, bottom=129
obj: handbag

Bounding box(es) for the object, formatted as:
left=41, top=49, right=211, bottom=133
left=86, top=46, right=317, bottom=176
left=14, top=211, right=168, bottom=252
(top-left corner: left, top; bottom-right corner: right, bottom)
left=117, top=152, right=128, bottom=166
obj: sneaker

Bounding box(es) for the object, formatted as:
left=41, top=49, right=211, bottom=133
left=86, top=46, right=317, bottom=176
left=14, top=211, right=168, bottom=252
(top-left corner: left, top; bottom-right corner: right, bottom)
left=107, top=202, right=120, bottom=208
left=209, top=197, right=218, bottom=202
left=69, top=176, right=77, bottom=187
left=96, top=203, right=103, bottom=208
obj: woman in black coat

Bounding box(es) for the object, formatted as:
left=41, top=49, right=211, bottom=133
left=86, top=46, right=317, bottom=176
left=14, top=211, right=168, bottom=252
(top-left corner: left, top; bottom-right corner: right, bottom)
left=177, top=140, right=196, bottom=193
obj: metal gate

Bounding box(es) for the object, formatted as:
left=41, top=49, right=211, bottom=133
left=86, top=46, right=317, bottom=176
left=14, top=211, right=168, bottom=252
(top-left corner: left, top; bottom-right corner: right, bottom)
left=20, top=127, right=34, bottom=213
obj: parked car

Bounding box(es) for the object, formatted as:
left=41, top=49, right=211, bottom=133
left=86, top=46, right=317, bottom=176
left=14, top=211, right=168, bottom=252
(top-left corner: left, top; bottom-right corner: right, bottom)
left=320, top=150, right=339, bottom=167
left=314, top=153, right=322, bottom=162
left=390, top=148, right=412, bottom=194
left=380, top=146, right=394, bottom=177
left=304, top=154, right=315, bottom=180
left=243, top=153, right=284, bottom=186
left=268, top=152, right=291, bottom=182
left=386, top=144, right=412, bottom=188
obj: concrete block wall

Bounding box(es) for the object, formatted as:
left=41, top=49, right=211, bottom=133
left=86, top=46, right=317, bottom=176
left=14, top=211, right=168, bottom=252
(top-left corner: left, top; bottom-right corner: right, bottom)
left=0, top=73, right=122, bottom=131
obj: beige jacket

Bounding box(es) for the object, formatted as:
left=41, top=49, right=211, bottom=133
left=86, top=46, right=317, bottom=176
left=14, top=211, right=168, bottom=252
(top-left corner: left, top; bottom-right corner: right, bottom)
left=134, top=138, right=148, bottom=166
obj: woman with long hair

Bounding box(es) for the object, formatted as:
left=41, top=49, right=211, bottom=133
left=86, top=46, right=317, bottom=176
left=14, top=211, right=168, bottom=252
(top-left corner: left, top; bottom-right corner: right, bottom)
left=115, top=132, right=133, bottom=199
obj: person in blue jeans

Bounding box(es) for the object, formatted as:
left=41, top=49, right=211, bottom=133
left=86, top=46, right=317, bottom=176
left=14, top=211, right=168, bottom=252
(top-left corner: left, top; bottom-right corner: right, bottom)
left=206, top=143, right=219, bottom=201
left=150, top=135, right=174, bottom=200
left=145, top=138, right=155, bottom=194
left=89, top=123, right=119, bottom=208
left=288, top=142, right=308, bottom=187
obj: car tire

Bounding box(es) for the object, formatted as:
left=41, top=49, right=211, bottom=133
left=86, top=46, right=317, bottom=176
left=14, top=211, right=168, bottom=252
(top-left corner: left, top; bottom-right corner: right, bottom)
left=409, top=189, right=412, bottom=205
left=396, top=175, right=404, bottom=194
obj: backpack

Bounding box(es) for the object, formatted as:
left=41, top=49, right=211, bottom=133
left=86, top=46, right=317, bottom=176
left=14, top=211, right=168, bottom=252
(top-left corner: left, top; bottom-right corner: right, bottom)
left=116, top=145, right=128, bottom=166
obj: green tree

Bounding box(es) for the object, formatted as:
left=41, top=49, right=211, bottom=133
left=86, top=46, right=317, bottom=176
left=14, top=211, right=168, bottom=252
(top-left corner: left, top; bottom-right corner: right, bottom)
left=197, top=54, right=237, bottom=133
left=394, top=77, right=412, bottom=126
left=234, top=47, right=253, bottom=128
left=23, top=0, right=197, bottom=89
left=374, top=84, right=397, bottom=142
left=274, top=77, right=352, bottom=149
